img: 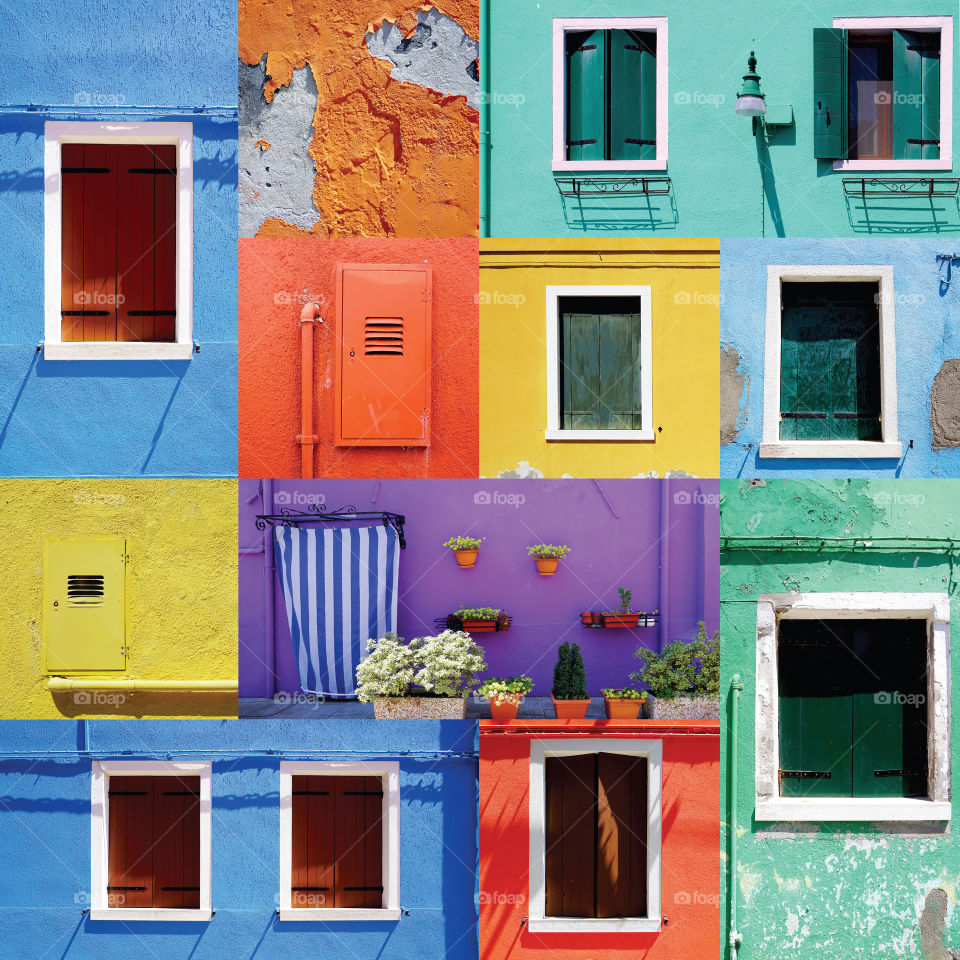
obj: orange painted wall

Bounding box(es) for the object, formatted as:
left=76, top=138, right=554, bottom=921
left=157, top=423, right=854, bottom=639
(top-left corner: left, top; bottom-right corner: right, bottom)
left=239, top=1, right=478, bottom=238
left=239, top=238, right=479, bottom=478
left=479, top=722, right=721, bottom=960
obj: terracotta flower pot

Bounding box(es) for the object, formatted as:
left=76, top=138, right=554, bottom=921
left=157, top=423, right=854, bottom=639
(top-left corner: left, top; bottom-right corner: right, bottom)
left=603, top=697, right=643, bottom=720
left=603, top=613, right=640, bottom=628
left=535, top=557, right=560, bottom=576
left=454, top=549, right=478, bottom=568
left=551, top=696, right=590, bottom=719
left=373, top=696, right=468, bottom=719
left=488, top=695, right=522, bottom=722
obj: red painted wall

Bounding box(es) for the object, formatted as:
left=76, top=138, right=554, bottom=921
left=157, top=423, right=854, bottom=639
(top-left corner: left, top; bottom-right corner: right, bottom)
left=479, top=721, right=721, bottom=960
left=239, top=238, right=479, bottom=477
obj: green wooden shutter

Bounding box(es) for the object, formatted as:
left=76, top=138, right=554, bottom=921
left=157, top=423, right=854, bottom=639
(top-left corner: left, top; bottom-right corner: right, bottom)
left=562, top=310, right=601, bottom=429
left=813, top=28, right=848, bottom=159
left=598, top=312, right=642, bottom=429
left=893, top=30, right=940, bottom=161
left=609, top=30, right=656, bottom=161
left=567, top=30, right=606, bottom=162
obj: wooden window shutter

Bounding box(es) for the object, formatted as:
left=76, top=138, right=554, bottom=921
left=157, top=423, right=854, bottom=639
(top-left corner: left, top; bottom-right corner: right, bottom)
left=566, top=30, right=607, bottom=162
left=60, top=143, right=176, bottom=344
left=813, top=28, right=848, bottom=159
left=291, top=775, right=383, bottom=909
left=108, top=775, right=200, bottom=909
left=336, top=264, right=431, bottom=447
left=545, top=754, right=596, bottom=917
left=596, top=753, right=647, bottom=918
left=609, top=30, right=656, bottom=161
left=778, top=283, right=880, bottom=442
left=893, top=30, right=940, bottom=161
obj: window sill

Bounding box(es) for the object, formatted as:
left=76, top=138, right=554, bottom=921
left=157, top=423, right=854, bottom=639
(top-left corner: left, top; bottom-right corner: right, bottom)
left=43, top=342, right=194, bottom=361
left=278, top=908, right=401, bottom=922
left=528, top=915, right=661, bottom=933
left=545, top=428, right=655, bottom=442
left=756, top=798, right=951, bottom=822
left=832, top=158, right=952, bottom=172
left=552, top=159, right=667, bottom=172
left=759, top=440, right=902, bottom=460
left=89, top=908, right=211, bottom=922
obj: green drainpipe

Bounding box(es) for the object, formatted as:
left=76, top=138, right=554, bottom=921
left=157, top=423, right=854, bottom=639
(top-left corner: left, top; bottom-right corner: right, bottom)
left=729, top=674, right=744, bottom=958
left=479, top=0, right=490, bottom=237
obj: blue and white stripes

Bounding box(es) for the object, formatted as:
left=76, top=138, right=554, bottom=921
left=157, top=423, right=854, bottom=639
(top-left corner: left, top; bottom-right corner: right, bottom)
left=273, top=524, right=400, bottom=698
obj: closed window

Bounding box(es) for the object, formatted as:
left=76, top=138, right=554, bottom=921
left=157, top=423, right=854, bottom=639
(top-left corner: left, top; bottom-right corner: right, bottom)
left=278, top=761, right=401, bottom=921
left=90, top=761, right=212, bottom=921
left=545, top=286, right=653, bottom=441
left=552, top=18, right=667, bottom=171
left=814, top=17, right=952, bottom=169
left=44, top=122, right=194, bottom=360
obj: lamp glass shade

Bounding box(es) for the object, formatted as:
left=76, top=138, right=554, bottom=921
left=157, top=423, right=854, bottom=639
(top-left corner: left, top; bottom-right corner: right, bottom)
left=735, top=95, right=766, bottom=117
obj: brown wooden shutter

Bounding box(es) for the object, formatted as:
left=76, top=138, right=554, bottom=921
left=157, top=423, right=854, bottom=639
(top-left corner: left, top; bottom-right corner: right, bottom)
left=107, top=775, right=155, bottom=908
left=596, top=753, right=647, bottom=918
left=291, top=775, right=383, bottom=909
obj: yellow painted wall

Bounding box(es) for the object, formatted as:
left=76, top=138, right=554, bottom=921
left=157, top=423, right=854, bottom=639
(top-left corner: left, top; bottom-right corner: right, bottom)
left=0, top=480, right=238, bottom=718
left=480, top=239, right=720, bottom=478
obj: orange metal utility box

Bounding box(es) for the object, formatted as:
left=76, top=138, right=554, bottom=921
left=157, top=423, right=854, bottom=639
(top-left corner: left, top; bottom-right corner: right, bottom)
left=335, top=263, right=432, bottom=446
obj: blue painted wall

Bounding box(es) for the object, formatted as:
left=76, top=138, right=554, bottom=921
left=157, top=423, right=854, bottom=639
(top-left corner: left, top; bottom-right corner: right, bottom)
left=0, top=719, right=479, bottom=960
left=0, top=2, right=237, bottom=477
left=486, top=0, right=960, bottom=238
left=720, top=238, right=960, bottom=478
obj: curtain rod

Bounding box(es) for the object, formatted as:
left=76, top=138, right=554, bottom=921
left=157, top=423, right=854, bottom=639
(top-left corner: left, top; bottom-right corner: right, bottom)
left=256, top=504, right=407, bottom=548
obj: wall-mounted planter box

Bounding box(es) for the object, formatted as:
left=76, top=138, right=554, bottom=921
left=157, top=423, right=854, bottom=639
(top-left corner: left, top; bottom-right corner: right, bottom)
left=373, top=696, right=468, bottom=719
left=580, top=612, right=659, bottom=629
left=642, top=694, right=720, bottom=721
left=439, top=614, right=512, bottom=633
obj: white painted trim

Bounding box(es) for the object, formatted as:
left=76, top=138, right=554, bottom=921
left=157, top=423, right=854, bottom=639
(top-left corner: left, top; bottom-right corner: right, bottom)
left=528, top=738, right=662, bottom=933
left=831, top=16, right=953, bottom=171
left=90, top=760, right=212, bottom=922
left=278, top=760, right=401, bottom=922
left=545, top=285, right=653, bottom=441
left=760, top=265, right=899, bottom=459
left=552, top=17, right=668, bottom=171
left=754, top=592, right=951, bottom=823
left=43, top=121, right=194, bottom=361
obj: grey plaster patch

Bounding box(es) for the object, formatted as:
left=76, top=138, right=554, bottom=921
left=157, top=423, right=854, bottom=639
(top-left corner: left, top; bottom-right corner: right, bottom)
left=239, top=56, right=321, bottom=237
left=497, top=461, right=544, bottom=479
left=720, top=342, right=749, bottom=444
left=931, top=359, right=960, bottom=449
left=366, top=8, right=479, bottom=109
left=919, top=888, right=960, bottom=960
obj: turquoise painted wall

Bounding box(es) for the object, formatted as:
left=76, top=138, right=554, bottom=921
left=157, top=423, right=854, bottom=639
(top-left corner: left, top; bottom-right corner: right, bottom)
left=720, top=479, right=960, bottom=959
left=486, top=0, right=960, bottom=237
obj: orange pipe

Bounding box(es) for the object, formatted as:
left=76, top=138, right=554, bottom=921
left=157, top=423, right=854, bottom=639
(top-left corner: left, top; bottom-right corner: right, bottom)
left=298, top=303, right=321, bottom=477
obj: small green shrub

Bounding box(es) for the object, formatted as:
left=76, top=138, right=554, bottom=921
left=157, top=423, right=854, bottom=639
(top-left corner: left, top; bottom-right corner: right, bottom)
left=551, top=641, right=589, bottom=700
left=602, top=687, right=645, bottom=700
left=454, top=606, right=501, bottom=620
left=527, top=544, right=571, bottom=559
left=443, top=535, right=484, bottom=551
left=629, top=622, right=720, bottom=700
left=478, top=675, right=534, bottom=703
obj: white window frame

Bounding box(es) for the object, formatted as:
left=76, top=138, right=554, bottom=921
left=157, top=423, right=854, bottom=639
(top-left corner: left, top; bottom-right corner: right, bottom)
left=832, top=16, right=953, bottom=172
left=755, top=592, right=951, bottom=822
left=545, top=285, right=654, bottom=441
left=552, top=17, right=668, bottom=172
left=760, top=265, right=900, bottom=460
left=278, top=760, right=401, bottom=922
left=528, top=738, right=662, bottom=933
left=43, top=120, right=194, bottom=361
left=90, top=760, right=212, bottom=922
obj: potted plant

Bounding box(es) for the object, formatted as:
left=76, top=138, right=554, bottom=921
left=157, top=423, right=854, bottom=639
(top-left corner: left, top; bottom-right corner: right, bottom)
left=601, top=687, right=646, bottom=720
left=527, top=544, right=571, bottom=576
left=630, top=622, right=720, bottom=720
left=356, top=629, right=487, bottom=718
left=450, top=607, right=512, bottom=632
left=443, top=534, right=484, bottom=568
left=603, top=588, right=640, bottom=628
left=550, top=641, right=590, bottom=719
left=478, top=675, right=534, bottom=722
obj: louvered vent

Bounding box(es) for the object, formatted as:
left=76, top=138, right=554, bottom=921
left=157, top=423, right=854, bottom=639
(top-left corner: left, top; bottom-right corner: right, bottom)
left=67, top=574, right=105, bottom=606
left=364, top=318, right=404, bottom=356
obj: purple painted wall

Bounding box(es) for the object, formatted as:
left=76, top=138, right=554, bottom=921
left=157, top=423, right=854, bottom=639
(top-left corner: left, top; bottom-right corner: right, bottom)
left=238, top=479, right=720, bottom=697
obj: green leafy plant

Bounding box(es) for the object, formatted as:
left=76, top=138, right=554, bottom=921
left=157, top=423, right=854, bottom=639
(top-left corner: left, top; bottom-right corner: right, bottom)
left=454, top=606, right=501, bottom=620
left=629, top=622, right=720, bottom=700
left=602, top=687, right=646, bottom=700
left=527, top=544, right=571, bottom=559
left=478, top=675, right=534, bottom=704
left=355, top=630, right=488, bottom=702
left=443, top=535, right=484, bottom=551
left=551, top=641, right=589, bottom=700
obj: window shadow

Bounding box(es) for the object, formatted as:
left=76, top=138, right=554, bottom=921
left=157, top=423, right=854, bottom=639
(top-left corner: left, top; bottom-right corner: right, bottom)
left=559, top=186, right=679, bottom=232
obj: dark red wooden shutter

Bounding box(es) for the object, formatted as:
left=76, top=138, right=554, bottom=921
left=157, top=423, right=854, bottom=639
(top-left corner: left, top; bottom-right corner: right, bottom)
left=107, top=775, right=155, bottom=908
left=291, top=775, right=334, bottom=908
left=153, top=776, right=201, bottom=909
left=596, top=753, right=647, bottom=918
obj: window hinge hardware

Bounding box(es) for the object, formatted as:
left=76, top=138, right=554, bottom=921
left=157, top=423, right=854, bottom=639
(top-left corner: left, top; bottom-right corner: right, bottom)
left=906, top=138, right=941, bottom=146
left=567, top=138, right=597, bottom=146
left=875, top=768, right=922, bottom=778
left=193, top=340, right=200, bottom=354
left=780, top=769, right=831, bottom=779
left=663, top=916, right=670, bottom=925
left=520, top=916, right=527, bottom=926
left=575, top=44, right=596, bottom=52
left=624, top=138, right=657, bottom=146
left=403, top=908, right=411, bottom=916
left=36, top=342, right=43, bottom=354
left=297, top=434, right=319, bottom=444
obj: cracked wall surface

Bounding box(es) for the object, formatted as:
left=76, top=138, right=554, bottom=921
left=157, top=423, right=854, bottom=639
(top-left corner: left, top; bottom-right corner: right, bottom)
left=239, top=1, right=478, bottom=237
left=932, top=359, right=960, bottom=450
left=720, top=342, right=748, bottom=444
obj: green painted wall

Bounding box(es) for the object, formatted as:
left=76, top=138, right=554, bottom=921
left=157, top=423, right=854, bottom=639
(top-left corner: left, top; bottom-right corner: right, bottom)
left=720, top=479, right=960, bottom=958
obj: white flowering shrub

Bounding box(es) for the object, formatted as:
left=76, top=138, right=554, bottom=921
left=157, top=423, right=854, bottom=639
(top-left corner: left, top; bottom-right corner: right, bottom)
left=355, top=630, right=488, bottom=702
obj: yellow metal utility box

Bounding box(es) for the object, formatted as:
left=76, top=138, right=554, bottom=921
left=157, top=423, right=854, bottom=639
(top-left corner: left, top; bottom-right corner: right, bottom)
left=42, top=536, right=127, bottom=673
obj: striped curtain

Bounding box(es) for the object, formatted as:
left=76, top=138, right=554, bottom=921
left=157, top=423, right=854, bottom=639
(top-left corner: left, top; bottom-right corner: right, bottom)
left=273, top=524, right=400, bottom=699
